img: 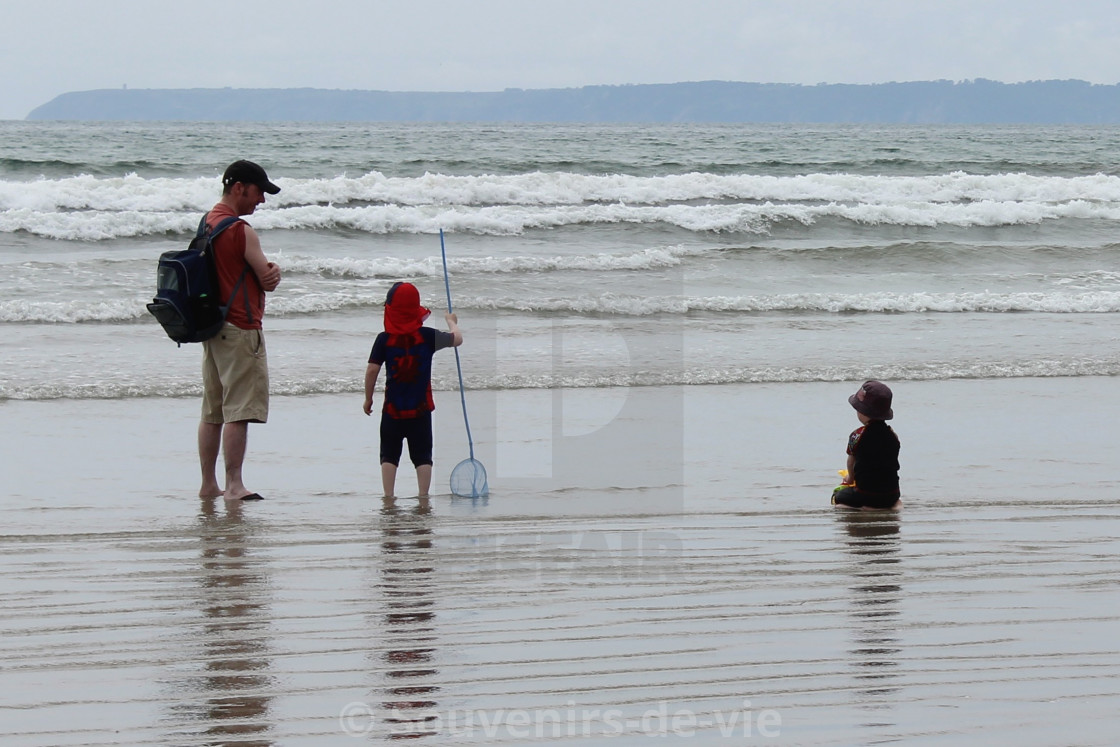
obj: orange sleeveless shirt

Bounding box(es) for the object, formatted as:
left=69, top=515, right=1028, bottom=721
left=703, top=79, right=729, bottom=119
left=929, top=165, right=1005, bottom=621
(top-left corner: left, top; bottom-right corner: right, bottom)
left=206, top=202, right=265, bottom=330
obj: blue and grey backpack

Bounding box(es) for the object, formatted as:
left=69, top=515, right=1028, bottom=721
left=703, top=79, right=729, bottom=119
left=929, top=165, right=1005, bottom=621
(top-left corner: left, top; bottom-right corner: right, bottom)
left=146, top=215, right=247, bottom=345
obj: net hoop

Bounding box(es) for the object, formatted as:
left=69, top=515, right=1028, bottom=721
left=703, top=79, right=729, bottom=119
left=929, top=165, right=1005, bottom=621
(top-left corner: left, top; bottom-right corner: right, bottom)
left=450, top=458, right=489, bottom=498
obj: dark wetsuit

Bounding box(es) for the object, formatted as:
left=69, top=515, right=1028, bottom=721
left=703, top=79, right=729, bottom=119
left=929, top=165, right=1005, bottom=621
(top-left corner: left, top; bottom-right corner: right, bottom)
left=832, top=419, right=900, bottom=509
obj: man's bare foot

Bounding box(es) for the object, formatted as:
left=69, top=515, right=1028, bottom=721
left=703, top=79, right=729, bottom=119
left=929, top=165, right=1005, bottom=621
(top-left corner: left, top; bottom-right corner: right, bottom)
left=199, top=483, right=223, bottom=499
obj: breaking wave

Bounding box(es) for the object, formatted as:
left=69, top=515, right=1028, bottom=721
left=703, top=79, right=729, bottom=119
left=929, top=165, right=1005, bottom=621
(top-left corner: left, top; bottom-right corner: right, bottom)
left=5, top=170, right=1120, bottom=239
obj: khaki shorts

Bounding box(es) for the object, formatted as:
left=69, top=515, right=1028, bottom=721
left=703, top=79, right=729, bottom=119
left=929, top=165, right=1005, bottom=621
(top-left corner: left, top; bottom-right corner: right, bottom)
left=201, top=324, right=269, bottom=424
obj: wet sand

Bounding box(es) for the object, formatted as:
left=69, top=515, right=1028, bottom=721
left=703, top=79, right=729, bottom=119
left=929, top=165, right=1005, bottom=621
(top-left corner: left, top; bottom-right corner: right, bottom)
left=3, top=379, right=1120, bottom=745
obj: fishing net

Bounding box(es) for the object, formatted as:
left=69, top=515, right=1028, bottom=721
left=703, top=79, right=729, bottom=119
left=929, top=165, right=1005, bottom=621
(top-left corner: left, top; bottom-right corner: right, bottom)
left=450, top=457, right=489, bottom=499
left=441, top=229, right=489, bottom=499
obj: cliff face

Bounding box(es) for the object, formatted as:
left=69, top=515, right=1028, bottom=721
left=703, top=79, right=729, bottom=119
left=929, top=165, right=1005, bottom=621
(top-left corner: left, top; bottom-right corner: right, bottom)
left=26, top=80, right=1120, bottom=123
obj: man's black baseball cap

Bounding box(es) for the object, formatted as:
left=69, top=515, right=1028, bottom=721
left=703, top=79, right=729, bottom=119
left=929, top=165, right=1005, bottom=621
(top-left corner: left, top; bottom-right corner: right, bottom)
left=222, top=160, right=280, bottom=194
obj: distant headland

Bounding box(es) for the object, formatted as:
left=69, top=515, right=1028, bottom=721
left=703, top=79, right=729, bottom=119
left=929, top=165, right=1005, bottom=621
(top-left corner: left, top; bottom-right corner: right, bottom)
left=25, top=79, right=1120, bottom=123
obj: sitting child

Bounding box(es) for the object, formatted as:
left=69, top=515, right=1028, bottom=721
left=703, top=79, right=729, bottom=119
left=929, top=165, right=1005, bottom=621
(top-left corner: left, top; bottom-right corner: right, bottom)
left=832, top=380, right=901, bottom=510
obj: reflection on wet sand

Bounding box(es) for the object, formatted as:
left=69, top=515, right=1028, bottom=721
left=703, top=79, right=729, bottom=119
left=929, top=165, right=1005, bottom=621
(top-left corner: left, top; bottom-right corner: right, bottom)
left=378, top=495, right=439, bottom=740
left=174, top=498, right=274, bottom=746
left=838, top=511, right=902, bottom=710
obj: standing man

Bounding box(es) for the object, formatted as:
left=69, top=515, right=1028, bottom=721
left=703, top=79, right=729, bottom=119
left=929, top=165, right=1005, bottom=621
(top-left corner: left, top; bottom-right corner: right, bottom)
left=198, top=160, right=282, bottom=501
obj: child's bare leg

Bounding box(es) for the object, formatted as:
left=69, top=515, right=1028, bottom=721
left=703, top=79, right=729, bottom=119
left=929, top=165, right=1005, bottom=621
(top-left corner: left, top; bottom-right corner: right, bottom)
left=416, top=464, right=432, bottom=497
left=381, top=462, right=397, bottom=498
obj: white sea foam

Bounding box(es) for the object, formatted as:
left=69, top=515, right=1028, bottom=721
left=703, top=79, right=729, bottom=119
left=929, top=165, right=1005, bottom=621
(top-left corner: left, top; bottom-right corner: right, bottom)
left=6, top=357, right=1120, bottom=401
left=279, top=245, right=702, bottom=278
left=0, top=298, right=146, bottom=323
left=29, top=170, right=1118, bottom=209
left=10, top=200, right=1120, bottom=240
left=7, top=290, right=1120, bottom=323
left=462, top=291, right=1120, bottom=316
left=0, top=208, right=198, bottom=240
left=6, top=171, right=1120, bottom=239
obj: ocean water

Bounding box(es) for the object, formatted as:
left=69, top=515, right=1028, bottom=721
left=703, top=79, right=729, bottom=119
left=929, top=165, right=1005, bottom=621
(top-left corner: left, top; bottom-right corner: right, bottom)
left=3, top=121, right=1120, bottom=404
left=4, top=122, right=1120, bottom=744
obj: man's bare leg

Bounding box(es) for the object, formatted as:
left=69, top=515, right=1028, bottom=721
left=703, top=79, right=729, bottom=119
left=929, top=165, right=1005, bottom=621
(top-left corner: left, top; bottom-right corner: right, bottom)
left=198, top=421, right=223, bottom=498
left=221, top=421, right=254, bottom=501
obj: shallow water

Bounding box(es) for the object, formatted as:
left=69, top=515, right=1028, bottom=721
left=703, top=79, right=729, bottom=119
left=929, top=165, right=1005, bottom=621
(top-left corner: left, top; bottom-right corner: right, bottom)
left=4, top=492, right=1118, bottom=745
left=3, top=381, right=1119, bottom=745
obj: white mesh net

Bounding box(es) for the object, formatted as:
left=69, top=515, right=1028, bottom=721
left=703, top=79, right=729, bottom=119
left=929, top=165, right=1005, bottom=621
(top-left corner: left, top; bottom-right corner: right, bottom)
left=450, top=458, right=489, bottom=498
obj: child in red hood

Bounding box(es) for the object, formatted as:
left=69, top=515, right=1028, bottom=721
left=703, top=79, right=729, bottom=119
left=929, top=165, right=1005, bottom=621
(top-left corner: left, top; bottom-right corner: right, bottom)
left=363, top=282, right=463, bottom=497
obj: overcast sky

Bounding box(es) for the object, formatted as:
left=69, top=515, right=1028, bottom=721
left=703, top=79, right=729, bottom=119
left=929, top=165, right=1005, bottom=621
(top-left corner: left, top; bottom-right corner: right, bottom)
left=4, top=0, right=1120, bottom=120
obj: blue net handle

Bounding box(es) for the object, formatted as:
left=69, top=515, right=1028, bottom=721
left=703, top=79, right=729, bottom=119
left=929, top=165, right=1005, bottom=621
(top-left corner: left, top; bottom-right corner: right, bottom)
left=440, top=230, right=476, bottom=462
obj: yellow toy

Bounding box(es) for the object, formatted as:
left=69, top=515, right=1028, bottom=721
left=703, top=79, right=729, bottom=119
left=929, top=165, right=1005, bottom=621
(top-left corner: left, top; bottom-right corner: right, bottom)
left=832, top=469, right=854, bottom=505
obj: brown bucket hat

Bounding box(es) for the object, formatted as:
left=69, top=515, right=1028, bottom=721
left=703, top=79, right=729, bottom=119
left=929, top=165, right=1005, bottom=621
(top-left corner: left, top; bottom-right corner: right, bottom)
left=849, top=380, right=894, bottom=420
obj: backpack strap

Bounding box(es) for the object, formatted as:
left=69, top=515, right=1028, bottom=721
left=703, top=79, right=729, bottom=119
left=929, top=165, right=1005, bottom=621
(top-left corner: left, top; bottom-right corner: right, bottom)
left=203, top=215, right=254, bottom=325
